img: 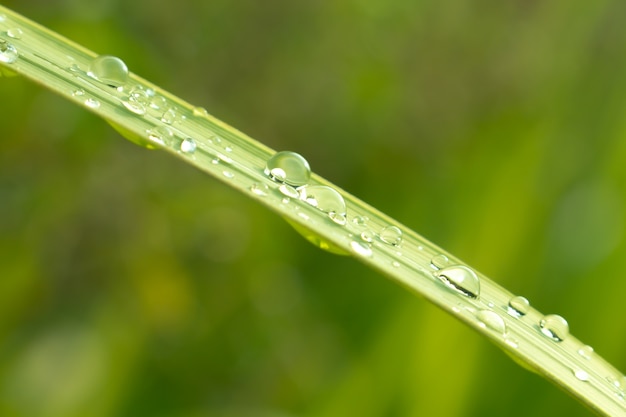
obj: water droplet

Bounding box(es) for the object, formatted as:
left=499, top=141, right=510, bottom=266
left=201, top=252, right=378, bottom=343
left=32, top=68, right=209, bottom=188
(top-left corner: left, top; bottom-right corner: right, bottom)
left=577, top=345, right=594, bottom=360
left=507, top=296, right=530, bottom=317
left=0, top=41, right=18, bottom=64
left=180, top=138, right=196, bottom=154
left=505, top=337, right=519, bottom=349
left=71, top=88, right=85, bottom=97
left=298, top=185, right=346, bottom=215
left=223, top=170, right=235, bottom=179
left=193, top=106, right=209, bottom=117
left=250, top=183, right=269, bottom=196
left=573, top=369, right=590, bottom=382
left=161, top=107, right=179, bottom=124
left=0, top=14, right=6, bottom=23
left=149, top=95, right=168, bottom=111
left=352, top=216, right=369, bottom=227
left=391, top=261, right=400, bottom=268
left=87, top=55, right=129, bottom=87
left=360, top=231, right=374, bottom=242
left=211, top=158, right=219, bottom=165
left=122, top=87, right=149, bottom=115
left=350, top=240, right=373, bottom=258
left=539, top=314, right=569, bottom=342
left=279, top=184, right=299, bottom=199
left=84, top=98, right=100, bottom=109
left=265, top=151, right=311, bottom=186
left=435, top=265, right=480, bottom=298
left=476, top=310, right=507, bottom=335
left=430, top=254, right=450, bottom=269
left=146, top=126, right=173, bottom=147
left=68, top=63, right=81, bottom=73
left=285, top=218, right=350, bottom=256
left=380, top=225, right=403, bottom=246
left=216, top=153, right=232, bottom=164
left=328, top=211, right=347, bottom=226
left=108, top=120, right=159, bottom=150
left=225, top=145, right=233, bottom=153
left=6, top=28, right=23, bottom=39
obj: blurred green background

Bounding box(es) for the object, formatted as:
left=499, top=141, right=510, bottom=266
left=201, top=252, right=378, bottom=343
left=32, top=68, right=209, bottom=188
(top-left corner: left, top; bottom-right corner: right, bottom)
left=1, top=1, right=626, bottom=416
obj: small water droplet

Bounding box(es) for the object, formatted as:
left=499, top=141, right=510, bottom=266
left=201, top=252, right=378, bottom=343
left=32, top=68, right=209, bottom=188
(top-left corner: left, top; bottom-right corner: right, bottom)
left=577, top=345, right=594, bottom=360
left=380, top=225, right=403, bottom=246
left=149, top=95, right=168, bottom=111
left=87, top=55, right=129, bottom=87
left=430, top=254, right=450, bottom=269
left=6, top=28, right=23, bottom=39
left=350, top=240, right=373, bottom=258
left=225, top=145, right=233, bottom=153
left=298, top=212, right=310, bottom=221
left=328, top=211, right=347, bottom=225
left=84, top=97, right=100, bottom=109
left=539, top=314, right=569, bottom=342
left=476, top=310, right=507, bottom=335
left=352, top=216, right=368, bottom=228
left=223, top=170, right=234, bottom=179
left=211, top=158, right=219, bottom=165
left=435, top=265, right=480, bottom=298
left=265, top=151, right=311, bottom=186
left=180, top=138, right=196, bottom=154
left=360, top=231, right=374, bottom=243
left=0, top=14, right=6, bottom=23
left=391, top=261, right=400, bottom=268
left=146, top=126, right=173, bottom=147
left=298, top=185, right=346, bottom=215
left=193, top=106, right=209, bottom=117
left=282, top=197, right=290, bottom=204
left=507, top=296, right=530, bottom=317
left=71, top=88, right=85, bottom=97
left=573, top=369, right=590, bottom=382
left=161, top=107, right=179, bottom=124
left=216, top=153, right=233, bottom=164
left=0, top=41, right=18, bottom=64
left=505, top=337, right=519, bottom=349
left=250, top=183, right=269, bottom=196
left=122, top=87, right=149, bottom=115
left=68, top=63, right=81, bottom=73
left=279, top=184, right=299, bottom=199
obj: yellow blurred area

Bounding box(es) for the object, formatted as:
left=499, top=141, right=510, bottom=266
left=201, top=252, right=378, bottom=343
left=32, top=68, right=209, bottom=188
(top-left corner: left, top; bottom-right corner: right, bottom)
left=1, top=1, right=626, bottom=416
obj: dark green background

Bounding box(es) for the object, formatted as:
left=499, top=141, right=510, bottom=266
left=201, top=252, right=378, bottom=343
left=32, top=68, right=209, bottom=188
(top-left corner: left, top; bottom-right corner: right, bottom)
left=1, top=1, right=625, bottom=416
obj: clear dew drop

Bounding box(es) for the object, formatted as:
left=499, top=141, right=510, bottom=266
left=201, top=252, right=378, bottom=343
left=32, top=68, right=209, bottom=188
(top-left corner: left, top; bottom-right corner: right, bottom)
left=360, top=230, right=374, bottom=243
left=577, top=345, right=594, bottom=360
left=391, top=261, right=400, bottom=268
left=0, top=40, right=18, bottom=64
left=539, top=314, right=569, bottom=342
left=250, top=183, right=269, bottom=197
left=430, top=254, right=450, bottom=269
left=352, top=216, right=369, bottom=227
left=350, top=240, right=373, bottom=258
left=71, top=88, right=85, bottom=97
left=435, top=265, right=480, bottom=298
left=223, top=170, right=235, bottom=179
left=193, top=106, right=209, bottom=117
left=328, top=211, right=347, bottom=226
left=146, top=126, right=173, bottom=147
left=476, top=310, right=507, bottom=335
left=84, top=98, right=100, bottom=109
left=265, top=151, right=311, bottom=186
left=7, top=28, right=23, bottom=39
left=573, top=369, right=590, bottom=382
left=87, top=55, right=129, bottom=87
left=122, top=87, right=149, bottom=115
left=297, top=185, right=346, bottom=216
left=507, top=296, right=530, bottom=317
left=505, top=337, right=519, bottom=349
left=180, top=138, right=196, bottom=154
left=161, top=108, right=179, bottom=124
left=0, top=14, right=6, bottom=22
left=380, top=225, right=403, bottom=246
left=279, top=184, right=300, bottom=199
left=149, top=95, right=168, bottom=111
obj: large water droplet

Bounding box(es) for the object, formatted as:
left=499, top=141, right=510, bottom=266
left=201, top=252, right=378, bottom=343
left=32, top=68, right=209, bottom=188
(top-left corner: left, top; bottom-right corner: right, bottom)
left=476, top=310, right=507, bottom=335
left=122, top=87, right=149, bottom=115
left=539, top=314, right=569, bottom=342
left=6, top=28, right=23, bottom=39
left=285, top=219, right=349, bottom=256
left=180, top=138, right=196, bottom=154
left=265, top=151, right=311, bottom=186
left=379, top=225, right=403, bottom=246
left=87, top=55, right=129, bottom=87
left=507, top=296, right=530, bottom=317
left=350, top=240, right=373, bottom=258
left=298, top=185, right=346, bottom=215
left=435, top=265, right=480, bottom=298
left=0, top=40, right=18, bottom=64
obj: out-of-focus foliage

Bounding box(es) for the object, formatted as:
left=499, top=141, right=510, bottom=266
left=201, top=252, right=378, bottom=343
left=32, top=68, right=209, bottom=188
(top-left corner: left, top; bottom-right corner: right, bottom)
left=1, top=1, right=626, bottom=416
